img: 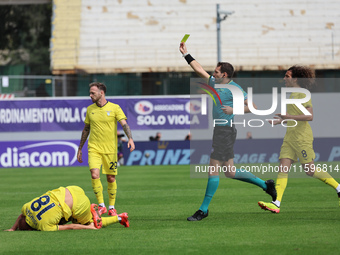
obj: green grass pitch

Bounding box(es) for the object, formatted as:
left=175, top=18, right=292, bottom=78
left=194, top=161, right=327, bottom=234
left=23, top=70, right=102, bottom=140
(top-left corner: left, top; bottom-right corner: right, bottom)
left=1, top=163, right=340, bottom=254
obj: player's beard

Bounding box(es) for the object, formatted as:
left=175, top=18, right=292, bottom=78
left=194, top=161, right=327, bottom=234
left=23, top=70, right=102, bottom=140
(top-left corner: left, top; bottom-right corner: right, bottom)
left=91, top=94, right=102, bottom=103
left=215, top=77, right=224, bottom=84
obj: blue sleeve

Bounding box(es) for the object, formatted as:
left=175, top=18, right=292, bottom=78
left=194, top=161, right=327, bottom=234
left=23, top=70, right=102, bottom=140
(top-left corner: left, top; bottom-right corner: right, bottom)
left=208, top=76, right=215, bottom=87
left=243, top=89, right=248, bottom=100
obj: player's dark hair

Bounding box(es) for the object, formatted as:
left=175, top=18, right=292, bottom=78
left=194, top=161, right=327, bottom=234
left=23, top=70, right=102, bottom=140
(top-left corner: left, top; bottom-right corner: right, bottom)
left=89, top=82, right=107, bottom=94
left=18, top=216, right=35, bottom=231
left=288, top=65, right=316, bottom=90
left=217, top=62, right=234, bottom=78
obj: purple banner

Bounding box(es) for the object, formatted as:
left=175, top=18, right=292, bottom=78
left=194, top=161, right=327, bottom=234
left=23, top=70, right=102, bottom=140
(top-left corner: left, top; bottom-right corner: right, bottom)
left=0, top=140, right=88, bottom=168
left=0, top=96, right=207, bottom=132
left=1, top=138, right=339, bottom=168
left=126, top=97, right=207, bottom=130
left=122, top=138, right=340, bottom=166
left=0, top=99, right=96, bottom=132
left=123, top=140, right=191, bottom=166
left=189, top=138, right=340, bottom=164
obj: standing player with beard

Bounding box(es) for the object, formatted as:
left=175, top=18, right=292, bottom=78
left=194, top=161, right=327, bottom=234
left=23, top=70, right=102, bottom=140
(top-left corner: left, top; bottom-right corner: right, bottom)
left=179, top=42, right=277, bottom=221
left=77, top=82, right=135, bottom=216
left=258, top=65, right=340, bottom=213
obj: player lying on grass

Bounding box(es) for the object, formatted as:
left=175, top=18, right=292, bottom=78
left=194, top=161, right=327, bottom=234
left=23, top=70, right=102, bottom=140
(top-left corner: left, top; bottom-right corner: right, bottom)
left=258, top=65, right=340, bottom=213
left=5, top=186, right=129, bottom=231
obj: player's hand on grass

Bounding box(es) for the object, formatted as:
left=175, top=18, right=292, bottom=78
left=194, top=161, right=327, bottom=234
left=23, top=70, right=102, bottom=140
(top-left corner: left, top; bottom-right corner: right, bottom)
left=88, top=222, right=98, bottom=230
left=4, top=229, right=15, bottom=231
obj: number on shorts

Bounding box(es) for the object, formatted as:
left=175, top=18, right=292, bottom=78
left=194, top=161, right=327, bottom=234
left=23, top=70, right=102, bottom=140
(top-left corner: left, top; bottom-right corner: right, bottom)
left=30, top=195, right=56, bottom=220
left=301, top=150, right=307, bottom=158
left=110, top=161, right=117, bottom=170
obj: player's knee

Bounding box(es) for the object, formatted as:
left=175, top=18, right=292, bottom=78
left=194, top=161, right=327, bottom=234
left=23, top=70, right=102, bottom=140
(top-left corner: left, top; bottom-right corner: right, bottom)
left=106, top=174, right=116, bottom=182
left=90, top=169, right=100, bottom=179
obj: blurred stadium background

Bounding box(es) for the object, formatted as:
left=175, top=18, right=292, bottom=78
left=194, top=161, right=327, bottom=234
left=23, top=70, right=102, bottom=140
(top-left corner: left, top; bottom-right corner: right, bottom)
left=0, top=0, right=339, bottom=169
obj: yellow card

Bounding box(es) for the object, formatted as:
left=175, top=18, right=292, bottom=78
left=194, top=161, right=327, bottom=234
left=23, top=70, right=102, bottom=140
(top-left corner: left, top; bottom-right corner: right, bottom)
left=181, top=34, right=190, bottom=43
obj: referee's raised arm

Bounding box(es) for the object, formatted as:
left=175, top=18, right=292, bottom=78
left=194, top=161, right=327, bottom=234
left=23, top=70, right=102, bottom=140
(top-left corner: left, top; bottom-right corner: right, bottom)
left=179, top=42, right=210, bottom=80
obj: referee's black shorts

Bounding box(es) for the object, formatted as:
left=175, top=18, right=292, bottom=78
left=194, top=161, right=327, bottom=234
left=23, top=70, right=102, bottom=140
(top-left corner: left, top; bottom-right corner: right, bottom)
left=210, top=125, right=237, bottom=162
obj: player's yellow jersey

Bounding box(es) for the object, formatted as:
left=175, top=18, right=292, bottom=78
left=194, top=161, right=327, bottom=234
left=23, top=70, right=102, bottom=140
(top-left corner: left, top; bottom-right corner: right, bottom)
left=284, top=92, right=313, bottom=142
left=85, top=101, right=127, bottom=154
left=21, top=187, right=72, bottom=231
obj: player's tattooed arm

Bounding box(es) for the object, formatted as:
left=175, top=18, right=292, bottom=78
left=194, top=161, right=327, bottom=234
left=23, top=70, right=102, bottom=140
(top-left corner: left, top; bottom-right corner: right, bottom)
left=77, top=124, right=90, bottom=163
left=119, top=119, right=135, bottom=152
left=122, top=123, right=133, bottom=140
left=79, top=124, right=90, bottom=150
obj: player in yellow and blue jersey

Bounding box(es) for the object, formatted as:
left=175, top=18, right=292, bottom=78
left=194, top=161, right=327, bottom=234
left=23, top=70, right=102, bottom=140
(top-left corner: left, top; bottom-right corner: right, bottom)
left=258, top=65, right=340, bottom=213
left=77, top=82, right=135, bottom=216
left=179, top=42, right=277, bottom=221
left=5, top=186, right=129, bottom=231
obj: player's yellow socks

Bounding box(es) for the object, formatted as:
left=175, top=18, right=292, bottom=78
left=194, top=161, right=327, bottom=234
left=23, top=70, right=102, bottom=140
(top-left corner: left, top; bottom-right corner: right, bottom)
left=108, top=181, right=117, bottom=207
left=313, top=167, right=339, bottom=189
left=102, top=216, right=119, bottom=227
left=91, top=178, right=104, bottom=204
left=276, top=172, right=288, bottom=202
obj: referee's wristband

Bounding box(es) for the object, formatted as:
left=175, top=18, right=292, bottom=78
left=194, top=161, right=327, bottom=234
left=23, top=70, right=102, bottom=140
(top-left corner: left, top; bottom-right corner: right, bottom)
left=184, top=54, right=195, bottom=64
